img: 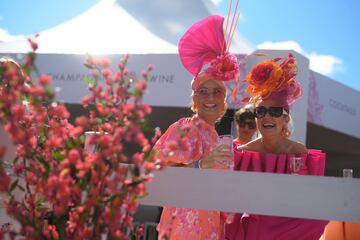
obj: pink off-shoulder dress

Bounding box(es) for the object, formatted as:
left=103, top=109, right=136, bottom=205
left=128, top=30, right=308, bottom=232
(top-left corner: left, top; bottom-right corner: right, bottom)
left=154, top=114, right=224, bottom=240
left=225, top=149, right=328, bottom=240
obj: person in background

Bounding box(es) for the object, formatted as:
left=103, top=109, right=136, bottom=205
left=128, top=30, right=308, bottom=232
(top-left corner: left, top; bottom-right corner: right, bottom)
left=154, top=14, right=240, bottom=240
left=233, top=106, right=256, bottom=148
left=225, top=53, right=328, bottom=240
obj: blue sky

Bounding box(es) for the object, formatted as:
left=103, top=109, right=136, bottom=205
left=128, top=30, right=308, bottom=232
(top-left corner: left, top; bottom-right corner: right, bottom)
left=215, top=0, right=360, bottom=91
left=0, top=0, right=359, bottom=91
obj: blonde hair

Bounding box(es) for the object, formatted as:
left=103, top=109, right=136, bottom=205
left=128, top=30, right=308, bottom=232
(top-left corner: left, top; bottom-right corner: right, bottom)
left=281, top=114, right=294, bottom=138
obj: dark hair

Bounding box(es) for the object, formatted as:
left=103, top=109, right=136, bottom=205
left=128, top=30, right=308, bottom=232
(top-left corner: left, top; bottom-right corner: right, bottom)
left=234, top=107, right=255, bottom=125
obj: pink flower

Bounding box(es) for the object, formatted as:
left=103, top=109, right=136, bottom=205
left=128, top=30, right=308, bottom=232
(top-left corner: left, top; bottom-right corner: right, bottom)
left=135, top=183, right=146, bottom=196
left=81, top=95, right=93, bottom=106
left=205, top=53, right=239, bottom=81
left=132, top=153, right=144, bottom=166
left=0, top=146, right=6, bottom=159
left=38, top=74, right=52, bottom=86
left=141, top=104, right=152, bottom=114
left=11, top=105, right=26, bottom=119
left=25, top=172, right=37, bottom=185
left=135, top=224, right=144, bottom=238
left=0, top=46, right=158, bottom=239
left=135, top=79, right=147, bottom=92
left=105, top=77, right=113, bottom=86
left=29, top=136, right=37, bottom=148
left=47, top=137, right=63, bottom=148
left=101, top=58, right=111, bottom=68
left=70, top=126, right=83, bottom=138
left=101, top=68, right=112, bottom=77
left=0, top=170, right=10, bottom=192
left=52, top=104, right=70, bottom=119
left=68, top=149, right=80, bottom=163
left=28, top=38, right=38, bottom=51
left=118, top=63, right=125, bottom=71
left=147, top=64, right=154, bottom=71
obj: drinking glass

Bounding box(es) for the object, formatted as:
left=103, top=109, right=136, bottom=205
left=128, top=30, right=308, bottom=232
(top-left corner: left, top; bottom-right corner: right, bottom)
left=217, top=134, right=234, bottom=169
left=289, top=157, right=303, bottom=175
left=342, top=168, right=353, bottom=178
left=84, top=131, right=99, bottom=153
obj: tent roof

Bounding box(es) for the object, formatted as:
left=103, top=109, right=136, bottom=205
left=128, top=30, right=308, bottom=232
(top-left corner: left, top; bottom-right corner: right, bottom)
left=0, top=0, right=254, bottom=54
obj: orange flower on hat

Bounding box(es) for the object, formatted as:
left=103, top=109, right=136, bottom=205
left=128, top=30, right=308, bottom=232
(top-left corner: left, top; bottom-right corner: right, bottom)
left=244, top=53, right=301, bottom=105
left=245, top=60, right=283, bottom=99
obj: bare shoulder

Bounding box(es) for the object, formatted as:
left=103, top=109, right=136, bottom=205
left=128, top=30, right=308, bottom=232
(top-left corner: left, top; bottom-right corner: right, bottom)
left=236, top=138, right=261, bottom=152
left=288, top=140, right=307, bottom=154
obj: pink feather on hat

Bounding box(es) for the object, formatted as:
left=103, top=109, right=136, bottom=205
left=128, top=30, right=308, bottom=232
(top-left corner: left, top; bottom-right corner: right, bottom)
left=178, top=15, right=240, bottom=92
left=178, top=15, right=226, bottom=77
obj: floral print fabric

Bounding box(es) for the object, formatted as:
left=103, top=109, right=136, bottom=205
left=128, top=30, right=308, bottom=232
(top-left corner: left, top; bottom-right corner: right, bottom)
left=155, top=115, right=224, bottom=240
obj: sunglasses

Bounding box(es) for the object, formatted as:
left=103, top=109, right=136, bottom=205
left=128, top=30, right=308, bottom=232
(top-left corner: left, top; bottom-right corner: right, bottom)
left=254, top=106, right=288, bottom=118
left=239, top=121, right=256, bottom=129
left=194, top=88, right=225, bottom=99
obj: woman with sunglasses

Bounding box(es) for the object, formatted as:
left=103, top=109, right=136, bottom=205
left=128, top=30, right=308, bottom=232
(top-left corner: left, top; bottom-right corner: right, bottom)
left=154, top=15, right=240, bottom=240
left=225, top=54, right=328, bottom=240
left=233, top=106, right=257, bottom=147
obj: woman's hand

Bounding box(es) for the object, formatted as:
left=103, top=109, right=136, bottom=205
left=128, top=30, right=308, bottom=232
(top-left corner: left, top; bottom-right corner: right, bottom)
left=200, top=145, right=233, bottom=169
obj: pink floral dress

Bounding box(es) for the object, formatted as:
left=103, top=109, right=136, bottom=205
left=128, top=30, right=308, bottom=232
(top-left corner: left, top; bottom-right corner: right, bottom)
left=154, top=114, right=224, bottom=240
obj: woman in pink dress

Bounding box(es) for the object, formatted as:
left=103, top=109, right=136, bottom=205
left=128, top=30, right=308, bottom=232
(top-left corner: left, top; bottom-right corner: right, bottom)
left=155, top=14, right=240, bottom=240
left=225, top=54, right=328, bottom=240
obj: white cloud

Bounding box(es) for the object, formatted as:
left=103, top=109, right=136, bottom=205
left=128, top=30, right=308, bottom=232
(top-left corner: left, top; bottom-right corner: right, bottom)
left=307, top=53, right=344, bottom=75
left=211, top=0, right=223, bottom=5
left=257, top=40, right=303, bottom=53
left=0, top=28, right=24, bottom=42
left=257, top=40, right=344, bottom=76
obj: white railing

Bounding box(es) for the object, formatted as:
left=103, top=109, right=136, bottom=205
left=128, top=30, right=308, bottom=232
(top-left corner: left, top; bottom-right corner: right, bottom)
left=140, top=167, right=360, bottom=221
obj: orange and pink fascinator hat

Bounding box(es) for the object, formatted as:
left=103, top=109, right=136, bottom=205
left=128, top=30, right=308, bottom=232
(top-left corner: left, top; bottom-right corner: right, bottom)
left=244, top=53, right=302, bottom=107
left=178, top=0, right=242, bottom=97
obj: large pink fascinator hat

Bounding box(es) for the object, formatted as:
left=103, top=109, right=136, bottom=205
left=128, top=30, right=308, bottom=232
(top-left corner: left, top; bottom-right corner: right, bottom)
left=244, top=53, right=302, bottom=107
left=178, top=1, right=242, bottom=97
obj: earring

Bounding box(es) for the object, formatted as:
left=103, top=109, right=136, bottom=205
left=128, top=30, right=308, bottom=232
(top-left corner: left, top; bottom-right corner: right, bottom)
left=281, top=127, right=291, bottom=137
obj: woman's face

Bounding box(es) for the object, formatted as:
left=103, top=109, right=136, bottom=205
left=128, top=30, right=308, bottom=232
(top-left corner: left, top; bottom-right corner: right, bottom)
left=255, top=99, right=289, bottom=138
left=192, top=80, right=226, bottom=124
left=237, top=118, right=256, bottom=141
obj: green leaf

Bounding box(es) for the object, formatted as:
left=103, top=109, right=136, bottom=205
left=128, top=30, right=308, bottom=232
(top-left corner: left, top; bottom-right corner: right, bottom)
left=100, top=194, right=117, bottom=204
left=12, top=156, right=19, bottom=164
left=17, top=184, right=25, bottom=192
left=36, top=156, right=50, bottom=178
left=65, top=140, right=75, bottom=149
left=10, top=179, right=19, bottom=192
left=45, top=86, right=54, bottom=96
left=82, top=76, right=95, bottom=86
left=51, top=151, right=65, bottom=161
left=95, top=117, right=103, bottom=124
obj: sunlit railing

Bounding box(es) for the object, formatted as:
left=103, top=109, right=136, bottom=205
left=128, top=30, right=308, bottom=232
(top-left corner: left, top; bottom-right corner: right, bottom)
left=140, top=167, right=360, bottom=221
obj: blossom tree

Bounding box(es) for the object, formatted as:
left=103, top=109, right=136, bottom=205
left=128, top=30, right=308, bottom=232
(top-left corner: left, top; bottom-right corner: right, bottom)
left=0, top=38, right=166, bottom=239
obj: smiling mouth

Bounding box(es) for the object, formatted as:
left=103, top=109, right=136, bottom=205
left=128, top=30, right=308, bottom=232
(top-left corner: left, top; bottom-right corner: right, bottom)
left=203, top=103, right=217, bottom=109
left=263, top=123, right=275, bottom=129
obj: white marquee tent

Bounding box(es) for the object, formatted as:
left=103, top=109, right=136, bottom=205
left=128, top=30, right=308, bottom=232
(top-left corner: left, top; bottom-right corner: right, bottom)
left=0, top=0, right=254, bottom=54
